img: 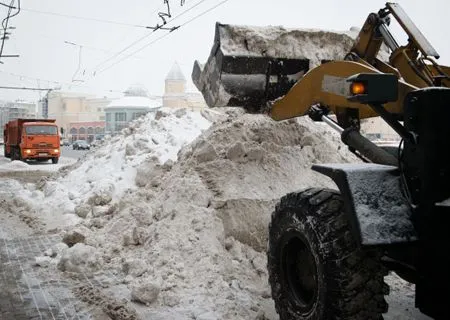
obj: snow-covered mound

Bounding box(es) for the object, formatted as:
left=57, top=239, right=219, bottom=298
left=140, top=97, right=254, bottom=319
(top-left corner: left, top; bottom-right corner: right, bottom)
left=58, top=107, right=210, bottom=203
left=14, top=108, right=211, bottom=231
left=0, top=157, right=76, bottom=172
left=218, top=24, right=355, bottom=68
left=2, top=160, right=30, bottom=169
left=54, top=108, right=359, bottom=319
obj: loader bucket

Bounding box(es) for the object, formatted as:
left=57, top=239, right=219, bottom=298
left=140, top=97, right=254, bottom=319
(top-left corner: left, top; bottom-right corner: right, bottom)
left=192, top=23, right=355, bottom=112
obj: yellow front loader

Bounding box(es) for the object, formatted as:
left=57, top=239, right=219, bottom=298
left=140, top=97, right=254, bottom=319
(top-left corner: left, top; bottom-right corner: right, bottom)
left=193, top=3, right=450, bottom=319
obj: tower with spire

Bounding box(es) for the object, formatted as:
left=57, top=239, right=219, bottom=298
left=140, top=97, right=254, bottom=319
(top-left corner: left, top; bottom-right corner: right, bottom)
left=163, top=62, right=188, bottom=108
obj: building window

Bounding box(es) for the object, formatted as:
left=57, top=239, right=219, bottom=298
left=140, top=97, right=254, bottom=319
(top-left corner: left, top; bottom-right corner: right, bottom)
left=115, top=112, right=126, bottom=122
left=116, top=122, right=128, bottom=132
left=95, top=127, right=104, bottom=134
left=106, top=113, right=111, bottom=121
left=97, top=108, right=102, bottom=112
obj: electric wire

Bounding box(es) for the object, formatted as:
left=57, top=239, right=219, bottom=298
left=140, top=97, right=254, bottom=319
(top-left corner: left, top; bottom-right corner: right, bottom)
left=88, top=0, right=210, bottom=76
left=0, top=2, right=15, bottom=9
left=20, top=7, right=151, bottom=29
left=0, top=70, right=127, bottom=95
left=0, top=0, right=19, bottom=62
left=95, top=0, right=229, bottom=75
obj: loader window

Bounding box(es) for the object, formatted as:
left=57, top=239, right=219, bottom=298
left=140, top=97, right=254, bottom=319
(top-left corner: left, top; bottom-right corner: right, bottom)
left=25, top=125, right=58, bottom=135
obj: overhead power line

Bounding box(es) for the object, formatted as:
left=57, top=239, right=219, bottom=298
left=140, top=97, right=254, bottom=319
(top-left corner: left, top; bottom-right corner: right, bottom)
left=0, top=85, right=51, bottom=91
left=89, top=0, right=211, bottom=76
left=21, top=7, right=153, bottom=29
left=96, top=0, right=231, bottom=75
left=87, top=0, right=209, bottom=75
left=0, top=0, right=20, bottom=63
left=0, top=2, right=15, bottom=9
left=0, top=70, right=126, bottom=95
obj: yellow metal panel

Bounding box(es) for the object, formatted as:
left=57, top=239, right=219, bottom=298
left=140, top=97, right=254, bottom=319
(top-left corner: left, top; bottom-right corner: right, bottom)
left=270, top=61, right=417, bottom=121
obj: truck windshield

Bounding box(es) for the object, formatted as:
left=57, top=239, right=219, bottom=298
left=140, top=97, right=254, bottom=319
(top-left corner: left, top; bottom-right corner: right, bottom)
left=25, top=125, right=58, bottom=135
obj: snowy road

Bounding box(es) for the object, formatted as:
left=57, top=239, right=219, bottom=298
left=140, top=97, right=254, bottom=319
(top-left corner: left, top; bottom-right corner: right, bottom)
left=60, top=146, right=90, bottom=159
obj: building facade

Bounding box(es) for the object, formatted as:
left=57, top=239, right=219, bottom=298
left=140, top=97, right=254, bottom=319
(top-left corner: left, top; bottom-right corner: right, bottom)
left=105, top=85, right=161, bottom=135
left=69, top=121, right=105, bottom=142
left=46, top=91, right=111, bottom=138
left=163, top=62, right=207, bottom=110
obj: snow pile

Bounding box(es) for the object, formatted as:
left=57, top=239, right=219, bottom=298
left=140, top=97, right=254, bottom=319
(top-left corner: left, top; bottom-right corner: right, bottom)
left=0, top=157, right=76, bottom=172
left=219, top=24, right=354, bottom=68
left=57, top=107, right=210, bottom=204
left=58, top=108, right=358, bottom=319
left=193, top=24, right=356, bottom=109
left=2, top=160, right=30, bottom=170
left=13, top=108, right=211, bottom=231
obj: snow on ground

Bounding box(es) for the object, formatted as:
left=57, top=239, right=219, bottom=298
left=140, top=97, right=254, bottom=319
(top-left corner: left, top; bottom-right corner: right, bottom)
left=31, top=107, right=359, bottom=319
left=58, top=107, right=210, bottom=205
left=1, top=106, right=425, bottom=319
left=3, top=108, right=211, bottom=232
left=0, top=156, right=76, bottom=172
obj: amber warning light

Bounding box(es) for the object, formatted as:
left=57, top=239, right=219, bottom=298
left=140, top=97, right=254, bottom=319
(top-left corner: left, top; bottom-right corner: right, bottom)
left=346, top=73, right=398, bottom=104
left=350, top=82, right=367, bottom=95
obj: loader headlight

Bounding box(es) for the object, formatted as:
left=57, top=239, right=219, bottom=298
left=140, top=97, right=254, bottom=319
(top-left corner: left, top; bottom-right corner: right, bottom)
left=54, top=149, right=59, bottom=153
left=25, top=149, right=31, bottom=154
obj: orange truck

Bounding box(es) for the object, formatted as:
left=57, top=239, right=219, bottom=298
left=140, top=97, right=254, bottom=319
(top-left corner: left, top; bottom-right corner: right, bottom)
left=3, top=118, right=61, bottom=164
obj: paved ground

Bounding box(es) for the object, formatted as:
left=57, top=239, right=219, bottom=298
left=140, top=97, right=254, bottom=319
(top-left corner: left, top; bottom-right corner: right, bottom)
left=60, top=146, right=88, bottom=160
left=0, top=232, right=92, bottom=320
left=0, top=229, right=134, bottom=320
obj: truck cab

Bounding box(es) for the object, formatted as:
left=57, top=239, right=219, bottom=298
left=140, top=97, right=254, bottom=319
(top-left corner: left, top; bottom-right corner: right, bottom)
left=4, top=119, right=61, bottom=164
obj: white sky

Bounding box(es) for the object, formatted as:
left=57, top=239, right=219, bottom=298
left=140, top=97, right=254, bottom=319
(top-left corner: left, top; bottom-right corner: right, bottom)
left=0, top=0, right=449, bottom=102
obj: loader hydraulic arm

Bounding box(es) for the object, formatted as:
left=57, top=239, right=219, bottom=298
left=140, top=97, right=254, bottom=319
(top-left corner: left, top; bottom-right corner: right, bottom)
left=350, top=2, right=450, bottom=88
left=270, top=2, right=449, bottom=125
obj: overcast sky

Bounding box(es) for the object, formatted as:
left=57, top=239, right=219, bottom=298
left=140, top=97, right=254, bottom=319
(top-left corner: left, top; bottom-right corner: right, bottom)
left=0, top=0, right=449, bottom=102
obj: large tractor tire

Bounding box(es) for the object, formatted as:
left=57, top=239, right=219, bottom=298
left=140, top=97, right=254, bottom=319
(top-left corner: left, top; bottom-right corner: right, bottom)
left=267, top=188, right=388, bottom=320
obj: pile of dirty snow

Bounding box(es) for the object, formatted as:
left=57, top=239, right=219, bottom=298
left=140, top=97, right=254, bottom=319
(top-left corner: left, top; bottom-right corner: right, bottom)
left=13, top=108, right=211, bottom=231
left=50, top=108, right=359, bottom=319
left=218, top=24, right=355, bottom=68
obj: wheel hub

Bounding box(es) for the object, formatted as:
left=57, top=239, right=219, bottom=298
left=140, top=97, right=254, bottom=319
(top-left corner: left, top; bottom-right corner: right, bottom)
left=281, top=233, right=318, bottom=313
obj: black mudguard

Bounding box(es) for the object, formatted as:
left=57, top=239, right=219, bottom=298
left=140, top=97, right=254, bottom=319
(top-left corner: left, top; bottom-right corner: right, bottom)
left=313, top=163, right=417, bottom=246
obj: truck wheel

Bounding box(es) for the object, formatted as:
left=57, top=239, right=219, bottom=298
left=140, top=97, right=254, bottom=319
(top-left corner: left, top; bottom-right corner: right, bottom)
left=51, top=157, right=59, bottom=164
left=11, top=147, right=20, bottom=161
left=267, top=188, right=388, bottom=320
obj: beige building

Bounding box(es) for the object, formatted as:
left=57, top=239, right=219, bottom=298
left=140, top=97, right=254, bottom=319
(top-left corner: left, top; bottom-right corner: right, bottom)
left=163, top=62, right=207, bottom=110
left=46, top=91, right=111, bottom=137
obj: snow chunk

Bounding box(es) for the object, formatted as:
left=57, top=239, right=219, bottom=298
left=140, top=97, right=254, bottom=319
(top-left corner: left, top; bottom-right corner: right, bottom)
left=130, top=280, right=160, bottom=305
left=57, top=243, right=101, bottom=273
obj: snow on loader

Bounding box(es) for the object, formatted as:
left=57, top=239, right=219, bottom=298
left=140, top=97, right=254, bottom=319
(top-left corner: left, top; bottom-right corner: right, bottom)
left=193, top=2, right=450, bottom=320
